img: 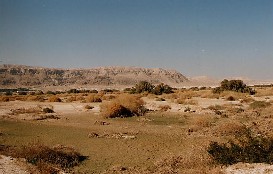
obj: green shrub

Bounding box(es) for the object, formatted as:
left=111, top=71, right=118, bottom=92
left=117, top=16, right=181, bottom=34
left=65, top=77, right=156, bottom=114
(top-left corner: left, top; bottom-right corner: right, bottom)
left=213, top=79, right=255, bottom=95
left=208, top=133, right=273, bottom=165
left=67, top=89, right=80, bottom=94
left=135, top=81, right=154, bottom=93
left=152, top=83, right=173, bottom=95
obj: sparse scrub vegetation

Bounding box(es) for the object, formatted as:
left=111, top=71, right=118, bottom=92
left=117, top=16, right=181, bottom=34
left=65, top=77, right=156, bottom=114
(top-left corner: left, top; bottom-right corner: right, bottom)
left=213, top=120, right=248, bottom=137
left=190, top=115, right=216, bottom=129
left=208, top=132, right=273, bottom=165
left=0, top=142, right=85, bottom=173
left=249, top=101, right=271, bottom=109
left=254, top=87, right=273, bottom=97
left=3, top=81, right=273, bottom=173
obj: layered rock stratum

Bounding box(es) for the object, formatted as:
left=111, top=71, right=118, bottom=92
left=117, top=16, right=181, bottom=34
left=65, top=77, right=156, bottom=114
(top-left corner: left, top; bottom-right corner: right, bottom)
left=0, top=64, right=189, bottom=88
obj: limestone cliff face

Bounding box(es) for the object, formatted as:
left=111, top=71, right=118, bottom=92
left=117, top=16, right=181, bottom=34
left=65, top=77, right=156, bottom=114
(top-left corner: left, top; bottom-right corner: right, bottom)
left=0, top=64, right=189, bottom=88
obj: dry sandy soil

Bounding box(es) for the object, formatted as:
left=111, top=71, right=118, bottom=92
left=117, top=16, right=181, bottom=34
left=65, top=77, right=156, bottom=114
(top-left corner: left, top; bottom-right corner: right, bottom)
left=1, top=90, right=273, bottom=173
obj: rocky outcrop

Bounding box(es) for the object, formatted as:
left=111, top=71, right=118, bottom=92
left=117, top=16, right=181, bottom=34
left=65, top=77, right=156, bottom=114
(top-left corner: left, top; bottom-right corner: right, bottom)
left=0, top=64, right=189, bottom=88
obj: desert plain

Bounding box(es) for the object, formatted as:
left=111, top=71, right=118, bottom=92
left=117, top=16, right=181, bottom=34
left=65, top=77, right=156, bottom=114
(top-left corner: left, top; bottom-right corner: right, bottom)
left=1, top=82, right=273, bottom=174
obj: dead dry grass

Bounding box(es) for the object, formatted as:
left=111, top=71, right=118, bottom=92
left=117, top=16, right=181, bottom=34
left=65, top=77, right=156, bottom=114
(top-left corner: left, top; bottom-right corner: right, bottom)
left=212, top=120, right=248, bottom=137
left=85, top=94, right=103, bottom=103
left=255, top=87, right=273, bottom=97
left=188, top=115, right=216, bottom=131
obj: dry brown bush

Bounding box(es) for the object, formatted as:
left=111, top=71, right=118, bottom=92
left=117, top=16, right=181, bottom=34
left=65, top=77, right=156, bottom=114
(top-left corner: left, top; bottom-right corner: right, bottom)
left=100, top=94, right=145, bottom=118
left=10, top=107, right=42, bottom=115
left=84, top=105, right=94, bottom=110
left=115, top=94, right=145, bottom=114
left=226, top=95, right=235, bottom=101
left=207, top=105, right=224, bottom=111
left=177, top=90, right=197, bottom=100
left=0, top=142, right=85, bottom=173
left=189, top=115, right=216, bottom=130
left=239, top=96, right=255, bottom=103
left=66, top=95, right=85, bottom=102
left=48, top=96, right=62, bottom=102
left=199, top=90, right=220, bottom=99
left=212, top=120, right=248, bottom=137
left=100, top=102, right=132, bottom=118
left=162, top=93, right=178, bottom=100
left=0, top=96, right=11, bottom=102
left=158, top=105, right=171, bottom=111
left=249, top=101, right=271, bottom=109
left=101, top=94, right=116, bottom=101
left=152, top=146, right=222, bottom=174
left=26, top=95, right=45, bottom=102
left=220, top=91, right=250, bottom=101
left=176, top=98, right=186, bottom=104
left=14, top=96, right=27, bottom=101
left=66, top=96, right=77, bottom=102
left=86, top=94, right=102, bottom=102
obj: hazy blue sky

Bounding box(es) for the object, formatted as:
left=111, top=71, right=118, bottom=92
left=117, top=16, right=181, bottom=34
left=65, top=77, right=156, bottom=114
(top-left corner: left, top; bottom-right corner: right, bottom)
left=0, top=0, right=272, bottom=79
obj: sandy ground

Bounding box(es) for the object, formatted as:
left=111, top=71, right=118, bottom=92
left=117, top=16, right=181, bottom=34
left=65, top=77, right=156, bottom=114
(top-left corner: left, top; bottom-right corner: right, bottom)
left=225, top=163, right=273, bottom=174
left=2, top=154, right=273, bottom=174
left=0, top=155, right=30, bottom=174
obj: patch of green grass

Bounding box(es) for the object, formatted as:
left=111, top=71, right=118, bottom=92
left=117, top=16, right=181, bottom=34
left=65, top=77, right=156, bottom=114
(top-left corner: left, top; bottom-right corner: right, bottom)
left=147, top=116, right=185, bottom=126
left=112, top=113, right=186, bottom=126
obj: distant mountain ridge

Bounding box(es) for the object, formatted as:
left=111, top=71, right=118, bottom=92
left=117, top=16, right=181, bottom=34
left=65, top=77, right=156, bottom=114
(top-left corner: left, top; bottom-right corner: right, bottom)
left=0, top=64, right=189, bottom=88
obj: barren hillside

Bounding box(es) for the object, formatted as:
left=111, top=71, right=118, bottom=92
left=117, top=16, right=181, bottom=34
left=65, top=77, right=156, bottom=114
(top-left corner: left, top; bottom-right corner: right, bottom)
left=0, top=64, right=189, bottom=88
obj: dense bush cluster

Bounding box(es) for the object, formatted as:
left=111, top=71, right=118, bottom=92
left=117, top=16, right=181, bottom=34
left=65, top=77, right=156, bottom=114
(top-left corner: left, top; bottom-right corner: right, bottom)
left=100, top=94, right=146, bottom=118
left=213, top=79, right=255, bottom=95
left=126, top=81, right=173, bottom=95
left=208, top=133, right=273, bottom=165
